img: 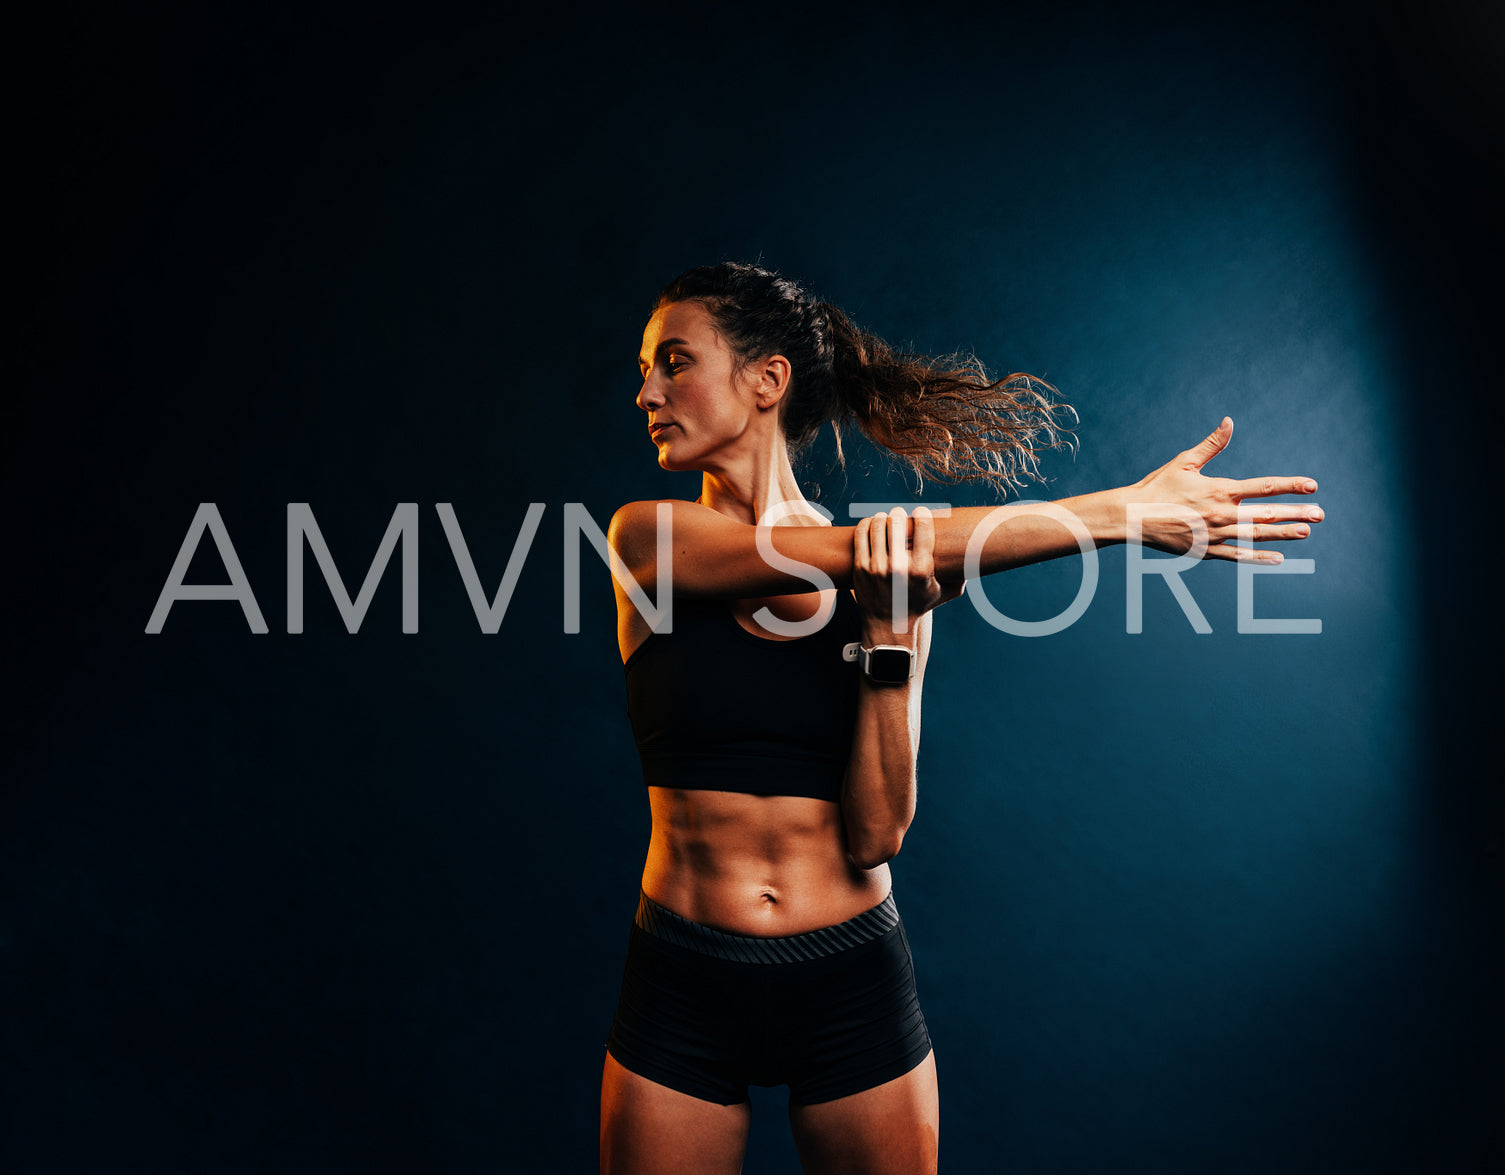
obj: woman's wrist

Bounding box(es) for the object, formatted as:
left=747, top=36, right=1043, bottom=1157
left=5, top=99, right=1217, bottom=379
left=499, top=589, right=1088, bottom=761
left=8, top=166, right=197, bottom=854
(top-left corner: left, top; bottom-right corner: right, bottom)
left=1063, top=485, right=1130, bottom=547
left=859, top=619, right=919, bottom=649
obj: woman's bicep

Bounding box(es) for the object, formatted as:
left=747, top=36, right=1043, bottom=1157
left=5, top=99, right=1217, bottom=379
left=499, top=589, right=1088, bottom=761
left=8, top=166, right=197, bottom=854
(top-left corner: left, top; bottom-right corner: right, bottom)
left=608, top=499, right=857, bottom=598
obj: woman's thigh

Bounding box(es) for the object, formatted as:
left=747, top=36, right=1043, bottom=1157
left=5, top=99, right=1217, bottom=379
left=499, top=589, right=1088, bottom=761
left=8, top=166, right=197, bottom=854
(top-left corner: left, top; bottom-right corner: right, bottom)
left=600, top=1052, right=752, bottom=1175
left=787, top=1050, right=939, bottom=1175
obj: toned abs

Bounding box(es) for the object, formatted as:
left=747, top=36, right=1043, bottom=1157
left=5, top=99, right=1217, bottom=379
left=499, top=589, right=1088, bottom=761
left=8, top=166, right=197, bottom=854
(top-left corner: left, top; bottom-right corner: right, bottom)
left=642, top=786, right=891, bottom=936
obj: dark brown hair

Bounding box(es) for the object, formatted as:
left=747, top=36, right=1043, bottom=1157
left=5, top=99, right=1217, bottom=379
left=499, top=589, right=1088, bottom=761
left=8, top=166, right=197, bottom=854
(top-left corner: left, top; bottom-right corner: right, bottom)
left=655, top=262, right=1075, bottom=490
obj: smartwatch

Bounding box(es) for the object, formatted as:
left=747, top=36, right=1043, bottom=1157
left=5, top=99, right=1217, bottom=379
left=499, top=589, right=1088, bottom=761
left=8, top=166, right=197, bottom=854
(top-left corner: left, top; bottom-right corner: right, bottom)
left=857, top=643, right=915, bottom=685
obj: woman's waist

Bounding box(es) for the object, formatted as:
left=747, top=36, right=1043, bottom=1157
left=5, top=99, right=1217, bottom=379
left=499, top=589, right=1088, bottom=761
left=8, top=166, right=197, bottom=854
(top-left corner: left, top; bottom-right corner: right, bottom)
left=632, top=888, right=901, bottom=962
left=638, top=869, right=894, bottom=938
left=641, top=831, right=891, bottom=937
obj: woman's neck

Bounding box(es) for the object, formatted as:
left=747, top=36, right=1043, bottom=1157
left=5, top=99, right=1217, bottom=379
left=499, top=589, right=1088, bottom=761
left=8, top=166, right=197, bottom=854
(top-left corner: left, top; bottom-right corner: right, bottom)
left=698, top=434, right=822, bottom=526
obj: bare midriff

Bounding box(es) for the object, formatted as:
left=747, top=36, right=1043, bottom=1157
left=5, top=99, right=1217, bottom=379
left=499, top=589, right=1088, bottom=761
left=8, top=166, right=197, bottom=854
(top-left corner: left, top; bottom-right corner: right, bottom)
left=642, top=785, right=892, bottom=937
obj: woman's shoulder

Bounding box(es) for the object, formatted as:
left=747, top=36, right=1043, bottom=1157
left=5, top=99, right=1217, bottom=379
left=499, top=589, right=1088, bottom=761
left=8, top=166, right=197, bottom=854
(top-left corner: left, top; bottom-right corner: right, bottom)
left=608, top=497, right=704, bottom=550
left=609, top=497, right=706, bottom=526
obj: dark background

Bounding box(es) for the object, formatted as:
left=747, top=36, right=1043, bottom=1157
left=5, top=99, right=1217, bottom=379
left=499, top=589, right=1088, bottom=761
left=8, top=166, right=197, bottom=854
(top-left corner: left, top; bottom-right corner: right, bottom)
left=7, top=1, right=1501, bottom=1171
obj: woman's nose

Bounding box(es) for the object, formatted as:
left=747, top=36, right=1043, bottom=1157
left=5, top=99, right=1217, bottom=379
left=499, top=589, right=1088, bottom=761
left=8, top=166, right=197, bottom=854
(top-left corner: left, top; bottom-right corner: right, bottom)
left=636, top=378, right=664, bottom=412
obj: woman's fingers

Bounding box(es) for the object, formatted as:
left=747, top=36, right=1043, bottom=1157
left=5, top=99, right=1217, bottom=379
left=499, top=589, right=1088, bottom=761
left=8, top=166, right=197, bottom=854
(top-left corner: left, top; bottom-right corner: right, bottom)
left=1208, top=521, right=1317, bottom=543
left=911, top=505, right=935, bottom=571
left=1229, top=474, right=1320, bottom=499
left=1205, top=543, right=1285, bottom=564
left=854, top=506, right=962, bottom=615
left=887, top=508, right=909, bottom=578
left=1179, top=416, right=1234, bottom=470
left=854, top=515, right=873, bottom=574
left=1230, top=504, right=1326, bottom=525
left=869, top=511, right=889, bottom=577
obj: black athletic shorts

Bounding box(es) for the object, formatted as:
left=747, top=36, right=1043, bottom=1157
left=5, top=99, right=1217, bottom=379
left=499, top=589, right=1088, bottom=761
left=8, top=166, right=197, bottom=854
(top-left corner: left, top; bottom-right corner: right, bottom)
left=605, top=891, right=932, bottom=1106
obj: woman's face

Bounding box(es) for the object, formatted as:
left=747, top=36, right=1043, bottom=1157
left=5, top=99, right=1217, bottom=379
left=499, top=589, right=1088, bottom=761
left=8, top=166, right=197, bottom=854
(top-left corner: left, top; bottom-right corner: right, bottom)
left=637, top=300, right=761, bottom=472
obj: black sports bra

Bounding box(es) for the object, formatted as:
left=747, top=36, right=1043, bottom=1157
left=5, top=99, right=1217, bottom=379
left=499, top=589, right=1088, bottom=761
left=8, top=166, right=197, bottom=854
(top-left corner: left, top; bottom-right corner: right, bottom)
left=623, top=592, right=862, bottom=802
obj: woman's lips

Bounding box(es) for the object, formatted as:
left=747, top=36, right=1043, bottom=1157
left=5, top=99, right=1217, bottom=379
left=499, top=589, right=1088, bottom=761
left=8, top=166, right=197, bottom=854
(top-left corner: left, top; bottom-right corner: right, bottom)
left=649, top=422, right=675, bottom=438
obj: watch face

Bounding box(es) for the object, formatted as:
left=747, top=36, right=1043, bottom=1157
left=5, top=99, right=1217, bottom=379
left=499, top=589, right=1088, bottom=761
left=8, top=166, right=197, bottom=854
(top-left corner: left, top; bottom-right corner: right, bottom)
left=867, top=647, right=912, bottom=683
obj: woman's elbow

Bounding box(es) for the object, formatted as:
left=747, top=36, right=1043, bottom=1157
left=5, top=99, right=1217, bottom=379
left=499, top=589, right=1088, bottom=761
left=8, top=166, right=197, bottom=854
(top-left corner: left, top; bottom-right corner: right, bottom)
left=847, top=827, right=907, bottom=870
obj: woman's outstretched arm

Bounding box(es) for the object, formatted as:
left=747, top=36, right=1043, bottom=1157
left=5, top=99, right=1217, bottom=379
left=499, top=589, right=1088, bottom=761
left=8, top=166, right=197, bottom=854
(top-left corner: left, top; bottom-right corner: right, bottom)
left=608, top=418, right=1322, bottom=599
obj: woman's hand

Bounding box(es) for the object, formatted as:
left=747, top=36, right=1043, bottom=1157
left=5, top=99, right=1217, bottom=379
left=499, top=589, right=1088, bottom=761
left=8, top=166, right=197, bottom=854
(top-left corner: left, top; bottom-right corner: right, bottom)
left=853, top=506, right=965, bottom=641
left=1124, top=417, right=1323, bottom=563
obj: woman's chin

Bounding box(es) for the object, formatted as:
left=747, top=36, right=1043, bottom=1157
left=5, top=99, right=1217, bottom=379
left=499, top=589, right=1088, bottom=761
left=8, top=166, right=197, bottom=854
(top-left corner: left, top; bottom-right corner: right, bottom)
left=656, top=450, right=697, bottom=473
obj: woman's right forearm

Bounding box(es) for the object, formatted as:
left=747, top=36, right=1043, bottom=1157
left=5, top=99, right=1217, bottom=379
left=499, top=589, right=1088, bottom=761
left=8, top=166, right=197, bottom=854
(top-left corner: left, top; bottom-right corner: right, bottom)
left=613, top=491, right=1134, bottom=601
left=755, top=490, right=1130, bottom=595
left=929, top=487, right=1130, bottom=581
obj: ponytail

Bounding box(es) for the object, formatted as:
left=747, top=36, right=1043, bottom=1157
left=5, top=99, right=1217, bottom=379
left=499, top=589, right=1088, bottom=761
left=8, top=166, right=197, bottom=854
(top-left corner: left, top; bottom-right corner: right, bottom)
left=655, top=262, right=1075, bottom=492
left=816, top=299, right=1073, bottom=490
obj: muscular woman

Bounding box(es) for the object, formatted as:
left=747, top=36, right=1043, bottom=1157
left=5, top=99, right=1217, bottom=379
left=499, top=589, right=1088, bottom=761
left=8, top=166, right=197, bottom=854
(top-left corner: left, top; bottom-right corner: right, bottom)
left=600, top=263, right=1321, bottom=1174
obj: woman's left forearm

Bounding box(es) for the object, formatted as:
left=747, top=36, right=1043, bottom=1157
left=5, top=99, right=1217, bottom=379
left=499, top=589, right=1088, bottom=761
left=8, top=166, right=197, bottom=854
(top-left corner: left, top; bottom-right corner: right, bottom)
left=841, top=614, right=928, bottom=870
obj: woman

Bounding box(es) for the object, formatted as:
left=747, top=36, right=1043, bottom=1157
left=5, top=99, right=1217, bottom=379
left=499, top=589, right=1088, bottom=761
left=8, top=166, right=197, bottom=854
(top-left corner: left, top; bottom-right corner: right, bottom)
left=602, top=263, right=1321, bottom=1174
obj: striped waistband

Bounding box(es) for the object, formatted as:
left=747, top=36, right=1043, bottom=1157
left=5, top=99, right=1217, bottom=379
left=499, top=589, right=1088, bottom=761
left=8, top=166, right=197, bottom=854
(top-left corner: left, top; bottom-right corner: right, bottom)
left=633, top=891, right=900, bottom=964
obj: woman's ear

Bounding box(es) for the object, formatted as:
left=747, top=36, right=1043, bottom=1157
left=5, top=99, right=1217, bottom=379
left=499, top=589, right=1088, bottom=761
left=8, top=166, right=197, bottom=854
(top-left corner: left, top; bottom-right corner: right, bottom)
left=755, top=354, right=792, bottom=409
